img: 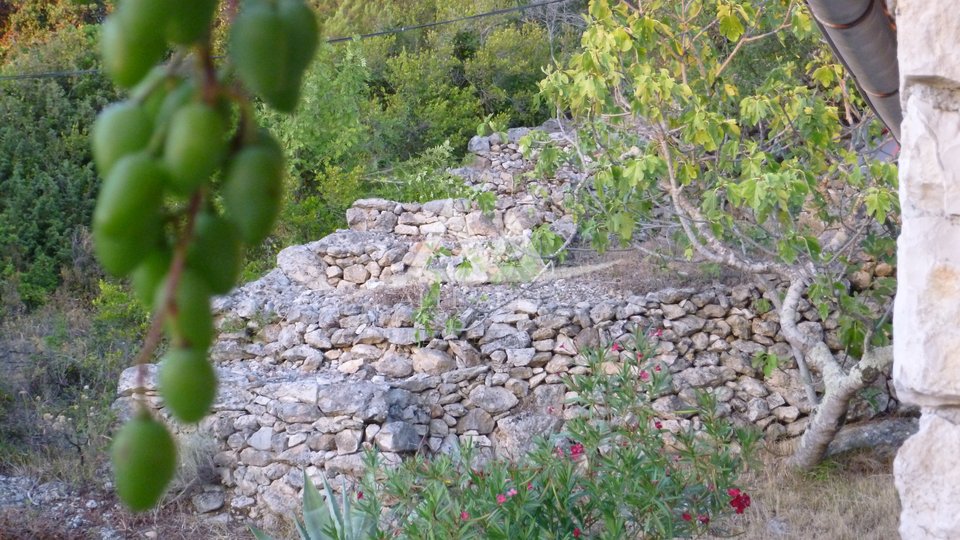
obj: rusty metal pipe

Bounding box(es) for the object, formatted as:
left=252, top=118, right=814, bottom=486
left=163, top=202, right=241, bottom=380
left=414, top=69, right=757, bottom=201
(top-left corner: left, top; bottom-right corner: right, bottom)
left=806, top=0, right=901, bottom=140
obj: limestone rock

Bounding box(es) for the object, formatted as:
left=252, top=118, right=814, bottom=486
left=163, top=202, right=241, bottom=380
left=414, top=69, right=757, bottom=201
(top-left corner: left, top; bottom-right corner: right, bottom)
left=412, top=348, right=456, bottom=375
left=492, top=413, right=562, bottom=460
left=469, top=386, right=519, bottom=414
left=457, top=409, right=495, bottom=434
left=376, top=421, right=421, bottom=452
left=895, top=412, right=960, bottom=539
left=374, top=352, right=414, bottom=378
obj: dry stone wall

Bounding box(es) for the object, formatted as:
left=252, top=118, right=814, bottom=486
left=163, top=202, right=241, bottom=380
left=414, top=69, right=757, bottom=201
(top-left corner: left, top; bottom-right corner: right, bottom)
left=114, top=123, right=898, bottom=525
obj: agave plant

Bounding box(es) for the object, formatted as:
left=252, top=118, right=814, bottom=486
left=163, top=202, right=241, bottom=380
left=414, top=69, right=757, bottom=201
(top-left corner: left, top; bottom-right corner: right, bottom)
left=251, top=469, right=377, bottom=540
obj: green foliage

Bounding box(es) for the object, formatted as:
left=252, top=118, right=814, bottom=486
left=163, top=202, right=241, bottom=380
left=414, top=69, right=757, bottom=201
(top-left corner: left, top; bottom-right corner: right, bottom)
left=368, top=44, right=483, bottom=162
left=0, top=0, right=107, bottom=60
left=252, top=469, right=377, bottom=540
left=0, top=26, right=116, bottom=305
left=264, top=41, right=371, bottom=176
left=530, top=224, right=567, bottom=263
left=353, top=333, right=758, bottom=539
left=751, top=351, right=780, bottom=379
left=464, top=23, right=552, bottom=126
left=413, top=280, right=442, bottom=343
left=0, top=280, right=147, bottom=481
left=375, top=141, right=468, bottom=203
left=537, top=0, right=897, bottom=356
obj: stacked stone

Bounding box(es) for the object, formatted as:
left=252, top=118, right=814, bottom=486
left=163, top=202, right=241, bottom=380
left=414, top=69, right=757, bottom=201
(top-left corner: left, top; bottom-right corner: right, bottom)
left=114, top=120, right=898, bottom=526
left=117, top=278, right=897, bottom=523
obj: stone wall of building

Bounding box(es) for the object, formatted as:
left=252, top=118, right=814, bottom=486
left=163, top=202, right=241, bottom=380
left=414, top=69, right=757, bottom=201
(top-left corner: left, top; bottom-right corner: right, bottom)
left=892, top=1, right=960, bottom=537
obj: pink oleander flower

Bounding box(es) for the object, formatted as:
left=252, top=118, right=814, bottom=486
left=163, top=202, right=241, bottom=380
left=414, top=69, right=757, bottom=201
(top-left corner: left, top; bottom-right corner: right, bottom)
left=460, top=511, right=469, bottom=520
left=654, top=364, right=662, bottom=372
left=611, top=342, right=623, bottom=352
left=573, top=527, right=581, bottom=538
left=728, top=488, right=751, bottom=514
left=496, top=493, right=507, bottom=505
left=698, top=514, right=710, bottom=525
left=570, top=442, right=585, bottom=458
left=639, top=370, right=650, bottom=381
left=654, top=420, right=663, bottom=429
left=527, top=482, right=533, bottom=491
left=682, top=512, right=692, bottom=522
left=507, top=488, right=518, bottom=497
left=357, top=491, right=364, bottom=500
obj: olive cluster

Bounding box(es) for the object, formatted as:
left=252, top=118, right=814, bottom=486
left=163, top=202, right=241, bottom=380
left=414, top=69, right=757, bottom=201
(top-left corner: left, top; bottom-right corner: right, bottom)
left=95, top=0, right=317, bottom=512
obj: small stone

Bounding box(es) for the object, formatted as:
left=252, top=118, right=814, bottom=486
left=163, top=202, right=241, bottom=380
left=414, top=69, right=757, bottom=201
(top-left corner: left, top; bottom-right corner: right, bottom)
left=192, top=489, right=225, bottom=514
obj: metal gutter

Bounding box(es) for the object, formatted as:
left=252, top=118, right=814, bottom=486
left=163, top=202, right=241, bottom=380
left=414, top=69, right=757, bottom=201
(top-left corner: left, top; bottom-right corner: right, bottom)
left=806, top=0, right=901, bottom=141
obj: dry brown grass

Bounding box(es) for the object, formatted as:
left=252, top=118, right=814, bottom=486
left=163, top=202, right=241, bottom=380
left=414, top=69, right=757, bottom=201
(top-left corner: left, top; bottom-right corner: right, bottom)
left=711, top=451, right=900, bottom=540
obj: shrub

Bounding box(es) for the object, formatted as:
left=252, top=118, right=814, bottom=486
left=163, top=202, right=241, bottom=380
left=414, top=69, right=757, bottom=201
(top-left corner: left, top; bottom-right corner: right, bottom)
left=352, top=331, right=759, bottom=539
left=0, top=25, right=116, bottom=306
left=464, top=23, right=553, bottom=126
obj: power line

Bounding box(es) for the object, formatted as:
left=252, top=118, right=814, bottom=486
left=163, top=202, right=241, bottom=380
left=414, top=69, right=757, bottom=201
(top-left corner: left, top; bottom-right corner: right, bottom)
left=326, top=0, right=572, bottom=43
left=0, top=0, right=574, bottom=82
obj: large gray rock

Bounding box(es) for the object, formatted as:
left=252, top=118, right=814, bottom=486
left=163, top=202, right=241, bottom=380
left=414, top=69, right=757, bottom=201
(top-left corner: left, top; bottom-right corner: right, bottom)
left=117, top=364, right=158, bottom=396
left=412, top=348, right=456, bottom=375
left=457, top=409, right=495, bottom=434
left=375, top=421, right=421, bottom=452
left=277, top=244, right=330, bottom=290
left=374, top=352, right=414, bottom=378
left=492, top=413, right=562, bottom=460
left=469, top=386, right=519, bottom=414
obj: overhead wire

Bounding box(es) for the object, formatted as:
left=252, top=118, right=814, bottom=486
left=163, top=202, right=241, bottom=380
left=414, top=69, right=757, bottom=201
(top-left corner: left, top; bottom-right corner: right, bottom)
left=0, top=0, right=575, bottom=82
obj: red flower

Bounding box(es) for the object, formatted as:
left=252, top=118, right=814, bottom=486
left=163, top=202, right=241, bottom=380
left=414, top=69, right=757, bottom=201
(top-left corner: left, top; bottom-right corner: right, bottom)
left=698, top=514, right=710, bottom=525
left=728, top=488, right=751, bottom=514
left=573, top=527, right=581, bottom=538
left=570, top=442, right=585, bottom=457
left=654, top=364, right=662, bottom=372
left=357, top=491, right=364, bottom=500
left=460, top=511, right=469, bottom=520
left=682, top=512, right=692, bottom=521
left=654, top=420, right=663, bottom=429
left=496, top=493, right=507, bottom=505
left=639, top=370, right=650, bottom=381
left=611, top=343, right=623, bottom=352
left=527, top=482, right=533, bottom=491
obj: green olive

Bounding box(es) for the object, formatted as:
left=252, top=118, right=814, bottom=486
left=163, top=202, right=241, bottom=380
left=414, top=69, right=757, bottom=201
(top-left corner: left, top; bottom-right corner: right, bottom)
left=166, top=0, right=219, bottom=45
left=188, top=212, right=243, bottom=294
left=222, top=138, right=284, bottom=244
left=230, top=3, right=294, bottom=111
left=156, top=269, right=213, bottom=350
left=111, top=412, right=176, bottom=511
left=100, top=0, right=168, bottom=88
left=91, top=102, right=154, bottom=177
left=92, top=153, right=165, bottom=238
left=131, top=249, right=172, bottom=309
left=159, top=347, right=217, bottom=423
left=163, top=102, right=228, bottom=195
